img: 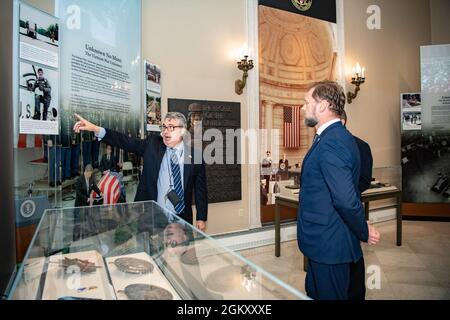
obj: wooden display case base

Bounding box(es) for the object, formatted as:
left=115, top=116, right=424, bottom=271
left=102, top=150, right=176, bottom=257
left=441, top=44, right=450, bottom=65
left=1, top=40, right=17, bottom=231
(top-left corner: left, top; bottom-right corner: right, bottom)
left=402, top=203, right=450, bottom=220
left=15, top=224, right=38, bottom=263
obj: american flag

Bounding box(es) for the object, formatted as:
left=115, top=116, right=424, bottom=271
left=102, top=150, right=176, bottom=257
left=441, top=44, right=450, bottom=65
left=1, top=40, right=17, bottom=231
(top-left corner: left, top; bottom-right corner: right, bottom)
left=16, top=134, right=43, bottom=149
left=283, top=106, right=301, bottom=148
left=90, top=172, right=121, bottom=204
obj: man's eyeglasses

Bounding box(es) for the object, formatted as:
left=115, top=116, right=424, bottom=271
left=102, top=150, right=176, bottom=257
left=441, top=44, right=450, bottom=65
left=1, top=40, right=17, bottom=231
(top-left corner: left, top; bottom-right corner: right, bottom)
left=159, top=125, right=184, bottom=132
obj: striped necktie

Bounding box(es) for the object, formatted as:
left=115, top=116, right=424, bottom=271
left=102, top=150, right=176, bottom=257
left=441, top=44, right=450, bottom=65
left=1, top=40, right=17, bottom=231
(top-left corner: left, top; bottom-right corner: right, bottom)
left=170, top=149, right=185, bottom=214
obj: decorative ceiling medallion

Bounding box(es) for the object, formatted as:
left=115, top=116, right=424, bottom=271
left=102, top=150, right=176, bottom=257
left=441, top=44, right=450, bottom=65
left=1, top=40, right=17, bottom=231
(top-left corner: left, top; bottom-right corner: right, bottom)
left=292, top=0, right=312, bottom=12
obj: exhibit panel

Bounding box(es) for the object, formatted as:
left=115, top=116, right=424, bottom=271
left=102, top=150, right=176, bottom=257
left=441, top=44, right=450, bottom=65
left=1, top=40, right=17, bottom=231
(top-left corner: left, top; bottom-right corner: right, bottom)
left=13, top=0, right=144, bottom=263
left=14, top=2, right=63, bottom=265
left=9, top=201, right=308, bottom=300
left=400, top=45, right=450, bottom=217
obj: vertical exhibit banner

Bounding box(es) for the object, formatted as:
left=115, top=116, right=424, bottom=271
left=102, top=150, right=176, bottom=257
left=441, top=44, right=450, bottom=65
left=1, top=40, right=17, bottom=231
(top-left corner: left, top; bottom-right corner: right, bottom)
left=145, top=61, right=162, bottom=132
left=18, top=3, right=60, bottom=135
left=57, top=0, right=141, bottom=144
left=401, top=45, right=450, bottom=204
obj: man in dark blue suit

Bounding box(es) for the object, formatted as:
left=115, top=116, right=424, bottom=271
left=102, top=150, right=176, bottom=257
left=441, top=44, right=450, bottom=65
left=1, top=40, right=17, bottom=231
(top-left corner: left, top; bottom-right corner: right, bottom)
left=340, top=110, right=374, bottom=300
left=298, top=81, right=380, bottom=300
left=341, top=110, right=373, bottom=194
left=73, top=112, right=208, bottom=231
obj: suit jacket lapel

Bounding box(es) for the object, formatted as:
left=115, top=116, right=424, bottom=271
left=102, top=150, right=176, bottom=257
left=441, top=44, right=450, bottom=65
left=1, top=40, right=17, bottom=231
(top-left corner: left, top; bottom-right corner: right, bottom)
left=183, top=163, right=191, bottom=190
left=300, top=137, right=321, bottom=179
left=300, top=122, right=342, bottom=179
left=183, top=142, right=193, bottom=190
left=155, top=140, right=166, bottom=182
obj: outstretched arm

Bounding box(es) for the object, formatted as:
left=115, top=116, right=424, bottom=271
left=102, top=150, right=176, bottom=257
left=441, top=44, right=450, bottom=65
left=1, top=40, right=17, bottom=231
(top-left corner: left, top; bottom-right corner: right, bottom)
left=73, top=114, right=147, bottom=157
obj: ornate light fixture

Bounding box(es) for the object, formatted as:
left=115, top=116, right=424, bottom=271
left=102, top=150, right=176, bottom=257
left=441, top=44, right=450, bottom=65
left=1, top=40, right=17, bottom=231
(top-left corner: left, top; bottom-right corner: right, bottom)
left=347, top=63, right=365, bottom=104
left=235, top=55, right=254, bottom=95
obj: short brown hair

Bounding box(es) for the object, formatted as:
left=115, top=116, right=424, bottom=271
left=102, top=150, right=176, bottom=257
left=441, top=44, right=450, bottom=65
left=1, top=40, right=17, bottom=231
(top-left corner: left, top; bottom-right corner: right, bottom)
left=341, top=109, right=347, bottom=126
left=309, top=81, right=346, bottom=117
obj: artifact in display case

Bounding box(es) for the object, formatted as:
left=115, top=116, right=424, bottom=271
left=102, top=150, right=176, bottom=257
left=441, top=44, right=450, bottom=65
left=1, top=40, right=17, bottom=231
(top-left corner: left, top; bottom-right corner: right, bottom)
left=119, top=284, right=173, bottom=300
left=9, top=201, right=308, bottom=300
left=41, top=250, right=114, bottom=300
left=112, top=257, right=154, bottom=274
left=362, top=166, right=401, bottom=195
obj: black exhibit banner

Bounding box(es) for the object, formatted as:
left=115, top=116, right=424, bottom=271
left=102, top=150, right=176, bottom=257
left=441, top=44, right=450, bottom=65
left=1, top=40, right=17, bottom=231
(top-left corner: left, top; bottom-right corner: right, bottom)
left=401, top=45, right=450, bottom=206
left=258, top=0, right=337, bottom=23
left=168, top=99, right=242, bottom=204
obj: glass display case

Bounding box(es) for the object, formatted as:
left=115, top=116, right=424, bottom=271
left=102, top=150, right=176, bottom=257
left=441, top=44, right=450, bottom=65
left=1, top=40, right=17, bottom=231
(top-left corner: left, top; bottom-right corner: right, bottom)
left=366, top=166, right=402, bottom=210
left=9, top=201, right=308, bottom=300
left=371, top=166, right=401, bottom=190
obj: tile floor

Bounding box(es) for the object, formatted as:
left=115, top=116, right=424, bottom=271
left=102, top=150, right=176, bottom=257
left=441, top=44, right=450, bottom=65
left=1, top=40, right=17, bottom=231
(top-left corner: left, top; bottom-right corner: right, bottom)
left=238, top=220, right=450, bottom=300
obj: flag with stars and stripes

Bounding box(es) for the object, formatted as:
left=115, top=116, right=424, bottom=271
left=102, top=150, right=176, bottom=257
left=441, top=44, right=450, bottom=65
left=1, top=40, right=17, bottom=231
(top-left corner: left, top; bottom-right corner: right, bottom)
left=283, top=106, right=301, bottom=149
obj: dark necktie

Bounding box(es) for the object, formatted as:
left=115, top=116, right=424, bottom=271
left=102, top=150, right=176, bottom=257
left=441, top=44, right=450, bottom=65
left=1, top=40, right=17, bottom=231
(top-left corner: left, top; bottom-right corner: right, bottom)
left=312, top=134, right=320, bottom=144
left=170, top=149, right=185, bottom=214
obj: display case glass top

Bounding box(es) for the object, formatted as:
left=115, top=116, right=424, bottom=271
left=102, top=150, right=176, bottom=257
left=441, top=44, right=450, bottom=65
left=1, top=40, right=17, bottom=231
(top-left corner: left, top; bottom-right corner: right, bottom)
left=9, top=201, right=308, bottom=300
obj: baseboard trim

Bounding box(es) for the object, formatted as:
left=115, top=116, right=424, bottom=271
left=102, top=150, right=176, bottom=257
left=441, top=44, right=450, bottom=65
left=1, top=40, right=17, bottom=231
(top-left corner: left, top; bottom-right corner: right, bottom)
left=213, top=223, right=297, bottom=252
left=368, top=207, right=397, bottom=223
left=212, top=207, right=398, bottom=252
left=403, top=216, right=450, bottom=222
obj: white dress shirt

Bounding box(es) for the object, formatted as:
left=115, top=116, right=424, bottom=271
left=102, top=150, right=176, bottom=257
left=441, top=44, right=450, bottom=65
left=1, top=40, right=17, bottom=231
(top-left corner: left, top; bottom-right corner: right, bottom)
left=316, top=119, right=341, bottom=136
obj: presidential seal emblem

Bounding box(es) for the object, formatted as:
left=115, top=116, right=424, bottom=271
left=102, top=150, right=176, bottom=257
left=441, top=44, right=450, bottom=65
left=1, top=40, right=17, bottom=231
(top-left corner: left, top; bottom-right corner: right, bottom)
left=292, top=0, right=312, bottom=12
left=20, top=199, right=36, bottom=218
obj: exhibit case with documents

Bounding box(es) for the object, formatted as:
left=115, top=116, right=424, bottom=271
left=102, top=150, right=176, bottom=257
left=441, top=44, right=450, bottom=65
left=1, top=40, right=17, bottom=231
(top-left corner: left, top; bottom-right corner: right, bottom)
left=9, top=201, right=308, bottom=300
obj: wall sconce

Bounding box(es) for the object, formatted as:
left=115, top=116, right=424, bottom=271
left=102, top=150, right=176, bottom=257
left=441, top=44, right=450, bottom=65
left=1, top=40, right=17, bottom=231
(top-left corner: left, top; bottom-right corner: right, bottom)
left=347, top=63, right=365, bottom=104
left=235, top=55, right=254, bottom=95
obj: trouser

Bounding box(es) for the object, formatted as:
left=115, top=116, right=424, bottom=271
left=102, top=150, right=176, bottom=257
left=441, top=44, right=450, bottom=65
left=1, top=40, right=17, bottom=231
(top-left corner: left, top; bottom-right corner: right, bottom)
left=305, top=259, right=350, bottom=300
left=61, top=147, right=71, bottom=180
left=82, top=141, right=92, bottom=167
left=42, top=99, right=50, bottom=120
left=305, top=258, right=366, bottom=300
left=48, top=146, right=61, bottom=183
left=34, top=95, right=50, bottom=120
left=348, top=257, right=366, bottom=300
left=71, top=144, right=80, bottom=176
left=91, top=139, right=100, bottom=168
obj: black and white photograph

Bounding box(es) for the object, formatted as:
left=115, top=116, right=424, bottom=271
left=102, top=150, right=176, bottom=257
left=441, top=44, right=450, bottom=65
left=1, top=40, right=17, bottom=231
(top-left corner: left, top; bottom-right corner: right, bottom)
left=401, top=93, right=422, bottom=131
left=19, top=3, right=59, bottom=68
left=145, top=61, right=162, bottom=131
left=19, top=62, right=59, bottom=134
left=146, top=92, right=161, bottom=131
left=401, top=131, right=450, bottom=203
left=146, top=62, right=161, bottom=87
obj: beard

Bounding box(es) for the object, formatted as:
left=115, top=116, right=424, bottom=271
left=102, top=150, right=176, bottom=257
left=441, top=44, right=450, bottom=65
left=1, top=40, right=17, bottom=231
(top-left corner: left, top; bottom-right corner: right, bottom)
left=304, top=116, right=318, bottom=127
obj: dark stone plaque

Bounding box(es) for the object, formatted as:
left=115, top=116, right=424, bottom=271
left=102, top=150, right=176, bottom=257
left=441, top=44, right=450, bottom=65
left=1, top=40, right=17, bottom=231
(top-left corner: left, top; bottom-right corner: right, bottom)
left=168, top=99, right=242, bottom=204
